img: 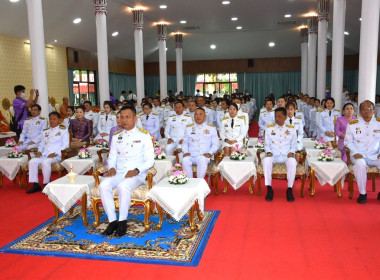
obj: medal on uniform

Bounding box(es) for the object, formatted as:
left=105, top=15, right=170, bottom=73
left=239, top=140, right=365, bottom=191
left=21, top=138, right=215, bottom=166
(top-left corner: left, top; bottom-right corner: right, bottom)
left=271, top=130, right=276, bottom=135
left=191, top=127, right=196, bottom=134
left=56, top=132, right=61, bottom=136
left=285, top=130, right=290, bottom=135
left=36, top=121, right=40, bottom=125
left=356, top=127, right=361, bottom=134
left=118, top=133, right=123, bottom=140
left=204, top=129, right=210, bottom=134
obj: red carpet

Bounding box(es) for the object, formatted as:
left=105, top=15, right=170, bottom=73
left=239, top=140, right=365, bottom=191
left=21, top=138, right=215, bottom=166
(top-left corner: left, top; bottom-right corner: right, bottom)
left=1, top=122, right=380, bottom=279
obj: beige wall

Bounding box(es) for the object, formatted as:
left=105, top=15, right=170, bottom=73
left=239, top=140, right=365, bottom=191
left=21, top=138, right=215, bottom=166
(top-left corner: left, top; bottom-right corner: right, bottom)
left=0, top=34, right=69, bottom=111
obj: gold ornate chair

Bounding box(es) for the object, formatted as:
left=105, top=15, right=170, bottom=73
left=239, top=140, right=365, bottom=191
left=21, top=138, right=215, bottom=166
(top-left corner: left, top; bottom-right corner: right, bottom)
left=21, top=148, right=71, bottom=189
left=344, top=147, right=380, bottom=199
left=91, top=167, right=161, bottom=231
left=255, top=149, right=307, bottom=196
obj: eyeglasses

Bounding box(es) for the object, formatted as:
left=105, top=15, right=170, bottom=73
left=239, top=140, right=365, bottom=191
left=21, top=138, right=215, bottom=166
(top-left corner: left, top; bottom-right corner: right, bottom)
left=360, top=108, right=374, bottom=112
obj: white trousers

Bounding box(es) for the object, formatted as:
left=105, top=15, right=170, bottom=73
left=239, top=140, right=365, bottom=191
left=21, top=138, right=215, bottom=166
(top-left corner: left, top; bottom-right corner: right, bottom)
left=262, top=156, right=297, bottom=188
left=182, top=155, right=210, bottom=179
left=99, top=173, right=143, bottom=222
left=19, top=142, right=38, bottom=152
left=351, top=157, right=380, bottom=195
left=165, top=140, right=183, bottom=162
left=28, top=156, right=61, bottom=184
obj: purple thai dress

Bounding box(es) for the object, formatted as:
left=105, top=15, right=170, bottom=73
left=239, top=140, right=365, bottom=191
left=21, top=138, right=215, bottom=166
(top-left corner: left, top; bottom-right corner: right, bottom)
left=69, top=118, right=93, bottom=142
left=335, top=116, right=357, bottom=163
left=13, top=97, right=29, bottom=129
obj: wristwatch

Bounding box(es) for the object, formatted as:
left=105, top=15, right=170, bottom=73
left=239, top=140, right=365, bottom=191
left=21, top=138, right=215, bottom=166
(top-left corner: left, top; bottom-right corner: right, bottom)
left=134, top=168, right=140, bottom=174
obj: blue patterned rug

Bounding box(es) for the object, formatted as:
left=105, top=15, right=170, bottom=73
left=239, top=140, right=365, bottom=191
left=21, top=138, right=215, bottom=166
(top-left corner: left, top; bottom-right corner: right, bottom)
left=0, top=206, right=219, bottom=266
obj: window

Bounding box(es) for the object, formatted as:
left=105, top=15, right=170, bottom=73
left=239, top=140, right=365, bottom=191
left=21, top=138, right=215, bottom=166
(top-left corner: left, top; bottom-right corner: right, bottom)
left=195, top=73, right=238, bottom=97
left=72, top=70, right=97, bottom=106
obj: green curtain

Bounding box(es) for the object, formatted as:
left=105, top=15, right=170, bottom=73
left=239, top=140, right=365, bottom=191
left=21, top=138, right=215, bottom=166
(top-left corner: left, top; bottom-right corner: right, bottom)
left=144, top=76, right=160, bottom=97
left=108, top=72, right=136, bottom=100
left=144, top=74, right=197, bottom=98
left=237, top=73, right=245, bottom=92
left=167, top=75, right=177, bottom=94
left=67, top=69, right=74, bottom=106
left=184, top=74, right=197, bottom=96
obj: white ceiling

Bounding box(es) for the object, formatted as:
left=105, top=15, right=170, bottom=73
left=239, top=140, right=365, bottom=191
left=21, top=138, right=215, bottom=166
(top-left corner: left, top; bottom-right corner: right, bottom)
left=0, top=0, right=364, bottom=62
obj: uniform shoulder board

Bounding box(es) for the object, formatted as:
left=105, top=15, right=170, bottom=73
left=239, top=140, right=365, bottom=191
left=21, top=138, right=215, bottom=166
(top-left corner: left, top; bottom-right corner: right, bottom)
left=184, top=114, right=191, bottom=117
left=100, top=111, right=105, bottom=115
left=297, top=109, right=303, bottom=112
left=238, top=116, right=245, bottom=119
left=26, top=117, right=32, bottom=120
left=169, top=114, right=176, bottom=117
left=242, top=110, right=248, bottom=113
left=152, top=113, right=158, bottom=116
left=222, top=116, right=229, bottom=120
left=43, top=127, right=49, bottom=131
left=59, top=124, right=66, bottom=129
left=39, top=116, right=46, bottom=120
left=334, top=109, right=341, bottom=112
left=295, top=116, right=302, bottom=119
left=349, top=120, right=359, bottom=125
left=111, top=111, right=116, bottom=115
left=113, top=129, right=123, bottom=135
left=376, top=118, right=380, bottom=122
left=92, top=110, right=97, bottom=113
left=317, top=109, right=324, bottom=113
left=267, top=123, right=275, bottom=128
left=286, top=124, right=295, bottom=128
left=207, top=123, right=215, bottom=127
left=138, top=127, right=149, bottom=134
left=187, top=123, right=194, bottom=127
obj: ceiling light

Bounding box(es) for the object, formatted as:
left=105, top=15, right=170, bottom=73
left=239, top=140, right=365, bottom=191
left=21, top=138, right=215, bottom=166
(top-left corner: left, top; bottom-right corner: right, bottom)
left=9, top=0, right=20, bottom=3
left=344, top=31, right=349, bottom=35
left=73, top=18, right=81, bottom=24
left=359, top=18, right=362, bottom=21
left=112, top=31, right=119, bottom=37
left=231, top=17, right=238, bottom=21
left=54, top=40, right=57, bottom=43
left=210, top=44, right=216, bottom=49
left=180, top=20, right=187, bottom=24
left=284, top=14, right=292, bottom=18
left=159, top=4, right=167, bottom=9
left=166, top=48, right=168, bottom=51
left=222, top=1, right=230, bottom=5
left=236, top=26, right=242, bottom=30
left=268, top=42, right=275, bottom=47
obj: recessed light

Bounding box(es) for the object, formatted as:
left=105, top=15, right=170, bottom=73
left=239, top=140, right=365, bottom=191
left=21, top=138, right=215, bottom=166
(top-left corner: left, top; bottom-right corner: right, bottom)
left=73, top=18, right=81, bottom=24
left=180, top=20, right=187, bottom=24
left=268, top=42, right=275, bottom=47
left=231, top=17, right=238, bottom=21
left=9, top=0, right=20, bottom=3
left=359, top=18, right=362, bottom=21
left=159, top=4, right=167, bottom=9
left=210, top=44, right=216, bottom=49
left=112, top=31, right=119, bottom=37
left=166, top=48, right=168, bottom=51
left=344, top=31, right=349, bottom=35
left=236, top=26, right=242, bottom=30
left=222, top=1, right=230, bottom=5
left=54, top=40, right=57, bottom=43
left=284, top=14, right=292, bottom=18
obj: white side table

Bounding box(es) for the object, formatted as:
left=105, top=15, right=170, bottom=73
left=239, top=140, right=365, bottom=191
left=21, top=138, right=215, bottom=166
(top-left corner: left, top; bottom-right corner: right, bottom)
left=0, top=155, right=27, bottom=188
left=153, top=156, right=176, bottom=184
left=62, top=155, right=99, bottom=175
left=217, top=156, right=257, bottom=194
left=43, top=175, right=96, bottom=226
left=147, top=178, right=211, bottom=231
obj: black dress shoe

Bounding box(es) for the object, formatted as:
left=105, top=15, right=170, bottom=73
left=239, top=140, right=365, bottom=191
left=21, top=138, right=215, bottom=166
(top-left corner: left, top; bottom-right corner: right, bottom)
left=26, top=183, right=42, bottom=194
left=115, top=220, right=127, bottom=237
left=377, top=192, right=380, bottom=201
left=102, top=220, right=118, bottom=235
left=357, top=194, right=367, bottom=204
left=265, top=186, right=273, bottom=201
left=286, top=188, right=295, bottom=202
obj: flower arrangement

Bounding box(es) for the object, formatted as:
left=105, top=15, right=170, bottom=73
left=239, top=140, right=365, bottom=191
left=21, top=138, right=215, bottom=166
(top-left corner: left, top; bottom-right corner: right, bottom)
left=230, top=144, right=246, bottom=160
left=314, top=137, right=327, bottom=149
left=152, top=137, right=166, bottom=159
left=7, top=147, right=23, bottom=158
left=78, top=146, right=92, bottom=159
left=318, top=148, right=334, bottom=162
left=5, top=138, right=16, bottom=148
left=96, top=139, right=108, bottom=148
left=168, top=163, right=188, bottom=185
left=255, top=138, right=264, bottom=148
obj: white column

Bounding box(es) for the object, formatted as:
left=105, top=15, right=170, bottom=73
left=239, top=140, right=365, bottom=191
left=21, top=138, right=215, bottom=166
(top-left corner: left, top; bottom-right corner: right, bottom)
left=301, top=28, right=308, bottom=94
left=26, top=0, right=49, bottom=118
left=132, top=8, right=145, bottom=104
left=307, top=16, right=318, bottom=97
left=358, top=0, right=380, bottom=105
left=94, top=0, right=110, bottom=109
left=331, top=0, right=346, bottom=111
left=175, top=33, right=184, bottom=93
left=317, top=0, right=329, bottom=102
left=157, top=23, right=167, bottom=100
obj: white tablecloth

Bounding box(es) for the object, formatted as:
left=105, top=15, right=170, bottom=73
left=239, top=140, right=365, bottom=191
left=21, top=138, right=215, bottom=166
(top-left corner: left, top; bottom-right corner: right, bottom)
left=147, top=178, right=210, bottom=221
left=217, top=156, right=257, bottom=190
left=0, top=146, right=12, bottom=158
left=157, top=138, right=167, bottom=149
left=307, top=157, right=349, bottom=187
left=62, top=155, right=99, bottom=175
left=0, top=155, right=28, bottom=180
left=153, top=156, right=176, bottom=184
left=43, top=175, right=95, bottom=213
left=303, top=141, right=338, bottom=158
left=246, top=138, right=265, bottom=164
left=0, top=132, right=16, bottom=139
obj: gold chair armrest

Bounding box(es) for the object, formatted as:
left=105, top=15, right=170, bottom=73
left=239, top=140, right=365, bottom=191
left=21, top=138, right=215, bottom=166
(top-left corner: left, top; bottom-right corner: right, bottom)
left=215, top=149, right=224, bottom=164
left=61, top=148, right=72, bottom=160
left=96, top=148, right=109, bottom=164
left=92, top=169, right=108, bottom=187
left=299, top=150, right=307, bottom=165
left=257, top=149, right=264, bottom=165
left=147, top=167, right=156, bottom=189
left=344, top=147, right=351, bottom=165
left=24, top=148, right=38, bottom=160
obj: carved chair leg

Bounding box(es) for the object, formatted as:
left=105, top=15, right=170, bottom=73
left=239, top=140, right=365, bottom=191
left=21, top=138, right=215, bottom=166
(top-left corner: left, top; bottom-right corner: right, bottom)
left=69, top=207, right=74, bottom=215
left=223, top=178, right=228, bottom=194
left=149, top=201, right=155, bottom=215
left=81, top=193, right=88, bottom=226
left=300, top=175, right=305, bottom=198
left=348, top=173, right=354, bottom=199
left=195, top=201, right=203, bottom=221
left=0, top=172, right=3, bottom=188
left=372, top=177, right=376, bottom=192
left=143, top=201, right=150, bottom=231
left=92, top=199, right=101, bottom=228
left=23, top=169, right=28, bottom=189
left=337, top=179, right=342, bottom=198
left=249, top=176, right=254, bottom=195
left=214, top=172, right=219, bottom=195
left=189, top=204, right=196, bottom=232
left=156, top=203, right=163, bottom=230
left=310, top=168, right=316, bottom=197
left=257, top=173, right=262, bottom=196
left=18, top=167, right=23, bottom=189
left=52, top=202, right=60, bottom=225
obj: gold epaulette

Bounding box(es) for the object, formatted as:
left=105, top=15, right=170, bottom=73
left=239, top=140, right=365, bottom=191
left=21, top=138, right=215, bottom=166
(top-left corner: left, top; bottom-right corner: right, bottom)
left=376, top=118, right=380, bottom=122
left=297, top=109, right=303, bottom=112
left=113, top=129, right=122, bottom=135
left=111, top=111, right=116, bottom=115
left=152, top=113, right=158, bottom=116
left=238, top=116, right=245, bottom=119
left=59, top=124, right=66, bottom=129
left=26, top=117, right=32, bottom=120
left=187, top=123, right=194, bottom=127
left=267, top=123, right=275, bottom=128
left=317, top=109, right=324, bottom=113
left=223, top=116, right=229, bottom=120
left=334, top=109, right=341, bottom=112
left=100, top=111, right=105, bottom=115
left=242, top=110, right=248, bottom=113
left=138, top=127, right=149, bottom=134
left=207, top=123, right=215, bottom=127
left=43, top=127, right=49, bottom=131
left=39, top=116, right=46, bottom=120
left=349, top=120, right=359, bottom=125
left=169, top=114, right=176, bottom=117
left=295, top=116, right=302, bottom=119
left=286, top=124, right=295, bottom=128
left=184, top=114, right=191, bottom=117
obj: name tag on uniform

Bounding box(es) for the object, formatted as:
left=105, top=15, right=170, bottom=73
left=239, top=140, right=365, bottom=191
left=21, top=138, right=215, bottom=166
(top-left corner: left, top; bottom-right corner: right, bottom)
left=235, top=125, right=240, bottom=127
left=271, top=131, right=276, bottom=135
left=182, top=119, right=187, bottom=122
left=374, top=130, right=380, bottom=133
left=133, top=140, right=141, bottom=143
left=356, top=128, right=361, bottom=134
left=172, top=119, right=176, bottom=122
